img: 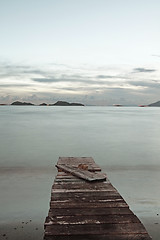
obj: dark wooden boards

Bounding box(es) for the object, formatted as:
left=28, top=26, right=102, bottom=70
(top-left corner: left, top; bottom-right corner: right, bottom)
left=45, top=222, right=148, bottom=235
left=46, top=214, right=141, bottom=225
left=44, top=235, right=151, bottom=240
left=48, top=207, right=133, bottom=217
left=44, top=157, right=152, bottom=240
left=57, top=157, right=101, bottom=171
left=56, top=164, right=107, bottom=182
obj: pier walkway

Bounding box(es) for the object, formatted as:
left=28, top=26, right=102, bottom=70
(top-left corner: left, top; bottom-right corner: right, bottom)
left=44, top=157, right=152, bottom=240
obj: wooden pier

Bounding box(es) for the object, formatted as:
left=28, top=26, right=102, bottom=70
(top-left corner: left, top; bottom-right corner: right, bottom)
left=44, top=157, right=152, bottom=240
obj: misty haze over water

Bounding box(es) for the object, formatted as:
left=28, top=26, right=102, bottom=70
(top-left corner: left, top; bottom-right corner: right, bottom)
left=0, top=106, right=160, bottom=239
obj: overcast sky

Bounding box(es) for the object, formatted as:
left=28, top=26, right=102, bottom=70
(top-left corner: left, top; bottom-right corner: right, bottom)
left=0, top=0, right=160, bottom=105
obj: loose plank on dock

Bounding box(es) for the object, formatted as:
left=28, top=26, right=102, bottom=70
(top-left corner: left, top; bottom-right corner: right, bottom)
left=56, top=164, right=107, bottom=182
left=44, top=157, right=152, bottom=240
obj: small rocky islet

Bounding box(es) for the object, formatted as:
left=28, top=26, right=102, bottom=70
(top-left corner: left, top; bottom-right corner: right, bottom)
left=10, top=100, right=84, bottom=106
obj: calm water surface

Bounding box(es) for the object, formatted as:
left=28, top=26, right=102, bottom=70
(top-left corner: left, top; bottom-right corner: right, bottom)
left=0, top=106, right=160, bottom=239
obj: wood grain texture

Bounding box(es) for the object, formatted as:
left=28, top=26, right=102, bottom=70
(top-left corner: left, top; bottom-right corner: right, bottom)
left=45, top=222, right=147, bottom=235
left=44, top=234, right=151, bottom=240
left=44, top=157, right=152, bottom=240
left=48, top=207, right=132, bottom=217
left=57, top=157, right=101, bottom=172
left=56, top=164, right=106, bottom=182
left=45, top=214, right=140, bottom=225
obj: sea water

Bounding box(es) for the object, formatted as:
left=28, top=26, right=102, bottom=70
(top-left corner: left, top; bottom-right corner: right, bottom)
left=0, top=106, right=160, bottom=239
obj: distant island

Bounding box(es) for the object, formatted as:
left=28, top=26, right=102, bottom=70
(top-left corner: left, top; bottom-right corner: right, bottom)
left=3, top=100, right=160, bottom=107
left=11, top=101, right=34, bottom=106
left=10, top=100, right=84, bottom=106
left=39, top=103, right=47, bottom=106
left=148, top=100, right=160, bottom=107
left=50, top=101, right=84, bottom=106
left=138, top=100, right=160, bottom=107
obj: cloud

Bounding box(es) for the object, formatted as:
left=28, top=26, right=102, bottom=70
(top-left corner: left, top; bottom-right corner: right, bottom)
left=32, top=77, right=127, bottom=89
left=133, top=68, right=156, bottom=73
left=96, top=75, right=129, bottom=80
left=0, top=84, right=31, bottom=88
left=32, top=78, right=59, bottom=83
left=151, top=54, right=160, bottom=58
left=0, top=62, right=46, bottom=79
left=96, top=75, right=117, bottom=79
left=128, top=80, right=160, bottom=89
left=0, top=60, right=160, bottom=105
left=23, top=69, right=46, bottom=75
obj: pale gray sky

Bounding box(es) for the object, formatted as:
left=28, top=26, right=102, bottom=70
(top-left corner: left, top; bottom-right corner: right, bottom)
left=0, top=0, right=160, bottom=105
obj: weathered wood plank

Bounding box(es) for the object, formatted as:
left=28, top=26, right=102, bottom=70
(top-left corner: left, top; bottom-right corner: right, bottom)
left=51, top=194, right=123, bottom=201
left=45, top=222, right=148, bottom=235
left=51, top=190, right=121, bottom=199
left=52, top=189, right=120, bottom=194
left=56, top=164, right=106, bottom=182
left=54, top=178, right=84, bottom=183
left=45, top=214, right=140, bottom=226
left=50, top=196, right=124, bottom=204
left=54, top=178, right=110, bottom=184
left=57, top=172, right=74, bottom=177
left=44, top=157, right=152, bottom=240
left=58, top=157, right=101, bottom=171
left=50, top=201, right=128, bottom=209
left=52, top=182, right=114, bottom=190
left=44, top=234, right=151, bottom=240
left=50, top=199, right=125, bottom=206
left=48, top=207, right=132, bottom=217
